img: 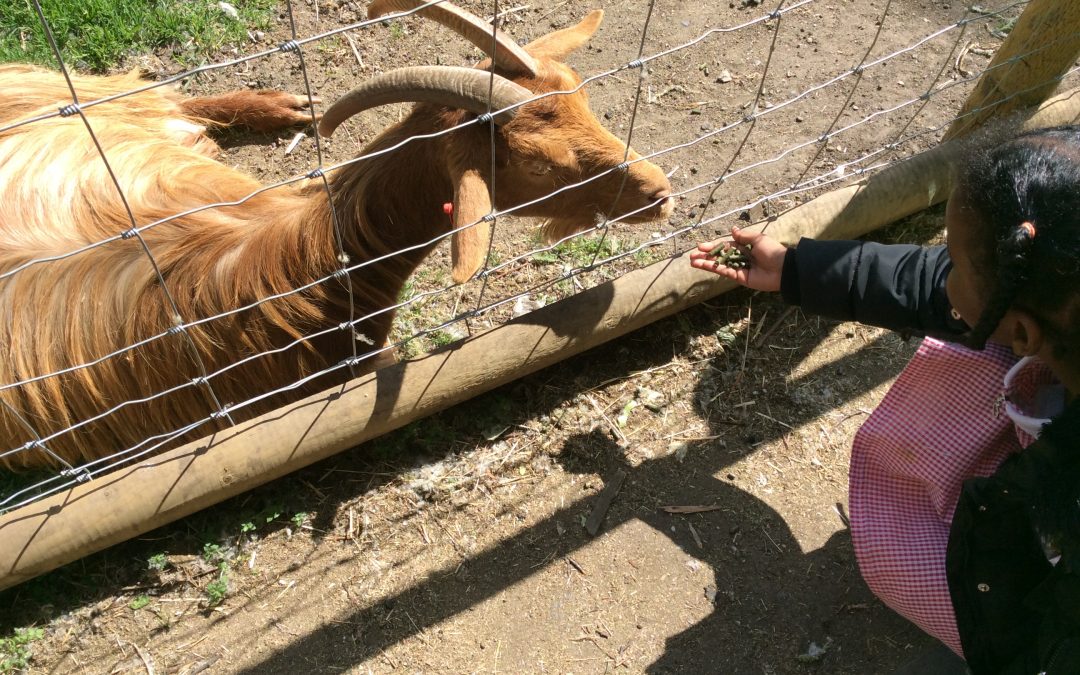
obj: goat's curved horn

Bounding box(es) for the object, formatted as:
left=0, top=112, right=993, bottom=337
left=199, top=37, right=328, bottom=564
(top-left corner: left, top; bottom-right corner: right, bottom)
left=368, top=0, right=538, bottom=77
left=319, top=66, right=533, bottom=137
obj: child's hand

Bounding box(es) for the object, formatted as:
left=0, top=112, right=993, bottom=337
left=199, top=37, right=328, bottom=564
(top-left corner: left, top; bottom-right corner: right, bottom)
left=689, top=227, right=787, bottom=292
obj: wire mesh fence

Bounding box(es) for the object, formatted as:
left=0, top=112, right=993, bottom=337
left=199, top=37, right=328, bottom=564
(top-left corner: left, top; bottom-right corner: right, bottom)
left=0, top=0, right=1072, bottom=517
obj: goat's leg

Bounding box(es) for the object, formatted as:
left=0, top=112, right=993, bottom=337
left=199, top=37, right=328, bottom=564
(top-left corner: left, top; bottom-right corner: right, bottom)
left=180, top=89, right=321, bottom=133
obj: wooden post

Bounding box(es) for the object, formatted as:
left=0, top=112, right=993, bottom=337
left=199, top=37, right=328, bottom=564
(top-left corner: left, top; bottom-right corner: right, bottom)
left=944, top=0, right=1080, bottom=141
left=2, top=89, right=1079, bottom=592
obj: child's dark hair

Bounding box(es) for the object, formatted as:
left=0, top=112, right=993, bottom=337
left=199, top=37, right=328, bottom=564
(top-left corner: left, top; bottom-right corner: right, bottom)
left=955, top=124, right=1080, bottom=357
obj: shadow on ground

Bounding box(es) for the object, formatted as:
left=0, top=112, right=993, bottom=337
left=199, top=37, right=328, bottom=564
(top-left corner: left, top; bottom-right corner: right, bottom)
left=0, top=292, right=935, bottom=673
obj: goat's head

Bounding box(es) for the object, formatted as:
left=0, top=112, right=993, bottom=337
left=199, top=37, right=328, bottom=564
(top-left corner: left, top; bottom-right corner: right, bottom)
left=319, top=1, right=674, bottom=283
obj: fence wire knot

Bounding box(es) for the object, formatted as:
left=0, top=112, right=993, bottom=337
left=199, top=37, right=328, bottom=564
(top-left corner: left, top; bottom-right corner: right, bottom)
left=58, top=103, right=81, bottom=117
left=481, top=213, right=497, bottom=223
left=476, top=112, right=493, bottom=125
left=191, top=376, right=208, bottom=386
left=307, top=167, right=325, bottom=180
left=61, top=467, right=91, bottom=483
left=211, top=405, right=232, bottom=420
left=120, top=227, right=138, bottom=240
left=333, top=267, right=349, bottom=279
left=769, top=10, right=782, bottom=21
left=279, top=40, right=301, bottom=53
left=627, top=58, right=645, bottom=70
left=167, top=323, right=187, bottom=336
left=23, top=439, right=43, bottom=453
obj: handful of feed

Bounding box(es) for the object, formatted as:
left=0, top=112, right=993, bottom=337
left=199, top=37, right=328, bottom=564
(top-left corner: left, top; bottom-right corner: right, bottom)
left=707, top=242, right=752, bottom=269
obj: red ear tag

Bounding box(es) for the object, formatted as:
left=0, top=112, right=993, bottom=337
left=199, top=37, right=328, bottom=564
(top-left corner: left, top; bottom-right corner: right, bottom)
left=442, top=202, right=454, bottom=215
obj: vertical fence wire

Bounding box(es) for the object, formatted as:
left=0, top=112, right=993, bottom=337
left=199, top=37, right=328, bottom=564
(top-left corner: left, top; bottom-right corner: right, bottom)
left=585, top=0, right=660, bottom=269
left=690, top=0, right=789, bottom=233
left=282, top=0, right=361, bottom=374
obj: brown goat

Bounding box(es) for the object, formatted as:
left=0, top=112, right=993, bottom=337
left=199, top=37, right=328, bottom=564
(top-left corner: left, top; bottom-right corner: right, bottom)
left=0, top=3, right=674, bottom=472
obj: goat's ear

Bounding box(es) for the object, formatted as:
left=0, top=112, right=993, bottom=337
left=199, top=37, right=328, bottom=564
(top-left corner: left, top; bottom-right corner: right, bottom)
left=524, top=10, right=603, bottom=60
left=450, top=166, right=493, bottom=284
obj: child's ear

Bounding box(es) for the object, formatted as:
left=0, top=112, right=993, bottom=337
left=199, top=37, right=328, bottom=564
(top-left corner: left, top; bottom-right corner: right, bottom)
left=1002, top=309, right=1045, bottom=357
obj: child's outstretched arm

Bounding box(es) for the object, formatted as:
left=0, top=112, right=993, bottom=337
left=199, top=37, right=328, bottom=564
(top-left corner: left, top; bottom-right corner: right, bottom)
left=690, top=230, right=970, bottom=341
left=689, top=227, right=787, bottom=292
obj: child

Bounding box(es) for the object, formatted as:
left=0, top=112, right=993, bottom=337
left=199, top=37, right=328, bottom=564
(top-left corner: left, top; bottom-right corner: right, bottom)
left=690, top=125, right=1080, bottom=674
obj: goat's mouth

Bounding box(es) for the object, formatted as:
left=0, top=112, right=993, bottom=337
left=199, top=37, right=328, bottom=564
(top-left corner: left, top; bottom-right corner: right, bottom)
left=617, top=193, right=675, bottom=224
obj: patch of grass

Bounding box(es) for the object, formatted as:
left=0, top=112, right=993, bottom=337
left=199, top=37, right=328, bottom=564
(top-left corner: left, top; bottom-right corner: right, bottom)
left=532, top=234, right=620, bottom=268
left=0, top=627, right=45, bottom=673
left=129, top=595, right=151, bottom=611
left=632, top=246, right=662, bottom=266
left=0, top=0, right=277, bottom=72
left=201, top=542, right=234, bottom=606
left=238, top=500, right=284, bottom=535
left=391, top=273, right=458, bottom=359
left=204, top=571, right=229, bottom=607
left=147, top=552, right=168, bottom=572
left=428, top=330, right=457, bottom=349
left=202, top=542, right=227, bottom=564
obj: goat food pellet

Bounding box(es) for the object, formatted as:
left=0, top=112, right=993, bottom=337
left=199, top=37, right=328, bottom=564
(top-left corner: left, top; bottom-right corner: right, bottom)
left=707, top=245, right=752, bottom=270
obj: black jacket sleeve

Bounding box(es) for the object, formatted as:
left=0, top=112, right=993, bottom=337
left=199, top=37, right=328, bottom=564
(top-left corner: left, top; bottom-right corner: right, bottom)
left=779, top=238, right=969, bottom=340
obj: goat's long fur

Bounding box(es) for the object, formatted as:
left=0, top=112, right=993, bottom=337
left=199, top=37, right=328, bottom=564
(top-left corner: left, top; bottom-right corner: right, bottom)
left=0, top=9, right=673, bottom=472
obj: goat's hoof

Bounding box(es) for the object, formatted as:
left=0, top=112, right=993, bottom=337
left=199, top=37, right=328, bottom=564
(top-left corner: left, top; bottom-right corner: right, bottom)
left=247, top=90, right=323, bottom=131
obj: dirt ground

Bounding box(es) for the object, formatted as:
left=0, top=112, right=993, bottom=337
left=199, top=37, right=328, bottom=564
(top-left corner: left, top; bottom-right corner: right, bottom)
left=0, top=0, right=1053, bottom=672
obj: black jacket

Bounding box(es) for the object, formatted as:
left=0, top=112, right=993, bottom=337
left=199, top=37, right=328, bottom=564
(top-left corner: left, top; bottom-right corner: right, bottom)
left=782, top=238, right=1080, bottom=674
left=780, top=239, right=969, bottom=339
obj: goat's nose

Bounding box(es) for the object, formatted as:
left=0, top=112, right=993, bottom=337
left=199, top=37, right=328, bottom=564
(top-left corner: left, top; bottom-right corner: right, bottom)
left=651, top=187, right=675, bottom=217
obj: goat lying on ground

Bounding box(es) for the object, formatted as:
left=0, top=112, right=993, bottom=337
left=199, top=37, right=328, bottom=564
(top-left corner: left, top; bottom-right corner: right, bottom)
left=0, top=2, right=674, bottom=472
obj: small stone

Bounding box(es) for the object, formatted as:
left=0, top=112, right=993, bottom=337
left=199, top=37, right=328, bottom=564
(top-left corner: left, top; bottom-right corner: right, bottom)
left=705, top=585, right=718, bottom=603
left=218, top=2, right=239, bottom=19
left=668, top=441, right=689, bottom=461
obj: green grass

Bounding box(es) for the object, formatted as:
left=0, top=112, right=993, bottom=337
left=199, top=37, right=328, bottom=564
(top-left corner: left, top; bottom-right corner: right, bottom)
left=428, top=330, right=457, bottom=349
left=532, top=234, right=620, bottom=268
left=0, top=0, right=278, bottom=72
left=0, top=627, right=44, bottom=673
left=204, top=571, right=229, bottom=606
left=147, top=552, right=169, bottom=571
